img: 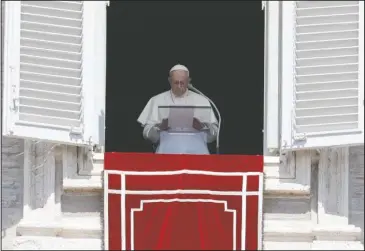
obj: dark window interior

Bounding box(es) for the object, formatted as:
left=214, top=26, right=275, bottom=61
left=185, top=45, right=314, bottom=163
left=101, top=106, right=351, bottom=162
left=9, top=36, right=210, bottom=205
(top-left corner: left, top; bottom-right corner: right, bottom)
left=106, top=1, right=264, bottom=155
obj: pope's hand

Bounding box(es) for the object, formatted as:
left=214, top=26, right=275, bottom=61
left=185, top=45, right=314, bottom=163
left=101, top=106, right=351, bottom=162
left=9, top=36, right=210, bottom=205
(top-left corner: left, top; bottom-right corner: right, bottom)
left=157, top=119, right=169, bottom=131
left=192, top=117, right=204, bottom=130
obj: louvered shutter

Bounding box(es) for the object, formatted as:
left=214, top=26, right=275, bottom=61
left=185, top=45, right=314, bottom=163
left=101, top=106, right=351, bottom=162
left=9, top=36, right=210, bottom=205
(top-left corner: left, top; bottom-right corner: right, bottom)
left=281, top=1, right=364, bottom=150
left=2, top=1, right=104, bottom=146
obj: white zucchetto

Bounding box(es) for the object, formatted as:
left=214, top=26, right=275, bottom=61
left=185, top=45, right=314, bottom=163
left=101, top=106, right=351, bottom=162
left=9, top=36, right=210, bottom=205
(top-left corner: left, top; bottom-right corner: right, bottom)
left=169, top=64, right=189, bottom=76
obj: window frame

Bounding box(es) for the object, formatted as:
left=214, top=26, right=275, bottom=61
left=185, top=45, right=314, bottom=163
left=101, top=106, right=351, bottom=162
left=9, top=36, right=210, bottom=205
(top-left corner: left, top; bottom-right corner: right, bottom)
left=263, top=1, right=281, bottom=154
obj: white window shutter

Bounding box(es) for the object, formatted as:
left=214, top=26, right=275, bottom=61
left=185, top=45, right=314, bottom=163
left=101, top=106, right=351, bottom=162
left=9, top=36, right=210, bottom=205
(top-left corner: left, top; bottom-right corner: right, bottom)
left=281, top=1, right=364, bottom=150
left=2, top=1, right=105, bottom=146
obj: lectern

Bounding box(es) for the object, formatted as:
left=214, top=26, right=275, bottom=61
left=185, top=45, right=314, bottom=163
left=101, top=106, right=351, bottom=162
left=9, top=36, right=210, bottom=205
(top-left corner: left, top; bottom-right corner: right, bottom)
left=104, top=152, right=263, bottom=250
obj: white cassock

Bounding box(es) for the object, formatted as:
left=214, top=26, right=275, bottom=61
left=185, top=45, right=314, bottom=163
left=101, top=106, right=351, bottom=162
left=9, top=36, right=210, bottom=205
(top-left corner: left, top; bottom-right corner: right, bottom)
left=137, top=90, right=218, bottom=154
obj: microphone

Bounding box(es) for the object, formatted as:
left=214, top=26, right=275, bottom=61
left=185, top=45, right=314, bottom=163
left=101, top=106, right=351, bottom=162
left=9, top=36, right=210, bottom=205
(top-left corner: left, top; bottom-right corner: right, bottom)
left=188, top=84, right=221, bottom=154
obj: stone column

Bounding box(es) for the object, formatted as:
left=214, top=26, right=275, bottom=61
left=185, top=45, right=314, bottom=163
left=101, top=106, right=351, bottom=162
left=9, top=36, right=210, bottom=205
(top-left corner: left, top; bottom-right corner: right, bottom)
left=313, top=147, right=362, bottom=248
left=22, top=140, right=60, bottom=220
left=317, top=147, right=349, bottom=226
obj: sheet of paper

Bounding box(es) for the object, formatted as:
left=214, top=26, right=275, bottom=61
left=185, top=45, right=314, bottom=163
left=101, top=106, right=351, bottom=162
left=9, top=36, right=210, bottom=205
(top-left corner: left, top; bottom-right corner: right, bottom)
left=168, top=107, right=194, bottom=130
left=193, top=106, right=212, bottom=124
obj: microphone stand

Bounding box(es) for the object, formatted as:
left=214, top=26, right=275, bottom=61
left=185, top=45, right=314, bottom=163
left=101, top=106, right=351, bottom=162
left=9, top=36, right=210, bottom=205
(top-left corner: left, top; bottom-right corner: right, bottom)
left=188, top=84, right=221, bottom=154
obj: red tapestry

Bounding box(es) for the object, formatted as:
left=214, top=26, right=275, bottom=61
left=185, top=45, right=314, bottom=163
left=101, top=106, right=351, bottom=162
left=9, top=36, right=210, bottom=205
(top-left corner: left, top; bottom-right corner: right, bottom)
left=105, top=152, right=263, bottom=250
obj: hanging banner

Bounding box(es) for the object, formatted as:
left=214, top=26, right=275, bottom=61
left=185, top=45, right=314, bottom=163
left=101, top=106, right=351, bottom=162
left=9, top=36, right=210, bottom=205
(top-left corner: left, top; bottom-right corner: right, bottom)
left=104, top=153, right=263, bottom=250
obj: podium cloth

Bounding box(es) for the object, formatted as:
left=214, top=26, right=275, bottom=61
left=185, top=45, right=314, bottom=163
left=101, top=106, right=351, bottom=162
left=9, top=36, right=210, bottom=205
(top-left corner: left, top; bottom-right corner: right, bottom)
left=105, top=153, right=263, bottom=250
left=157, top=131, right=209, bottom=154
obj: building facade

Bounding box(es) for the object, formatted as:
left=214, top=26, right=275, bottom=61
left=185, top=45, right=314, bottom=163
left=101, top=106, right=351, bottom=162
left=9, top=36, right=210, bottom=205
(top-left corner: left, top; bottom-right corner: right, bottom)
left=1, top=1, right=364, bottom=250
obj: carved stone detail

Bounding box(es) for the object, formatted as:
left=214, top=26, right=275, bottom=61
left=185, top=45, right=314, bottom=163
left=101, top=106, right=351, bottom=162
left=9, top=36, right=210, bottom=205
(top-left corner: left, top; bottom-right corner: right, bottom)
left=264, top=150, right=311, bottom=195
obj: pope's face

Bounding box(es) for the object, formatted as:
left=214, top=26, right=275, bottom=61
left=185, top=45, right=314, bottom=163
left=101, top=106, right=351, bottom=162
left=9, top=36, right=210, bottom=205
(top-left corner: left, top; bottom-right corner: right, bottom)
left=170, top=70, right=189, bottom=97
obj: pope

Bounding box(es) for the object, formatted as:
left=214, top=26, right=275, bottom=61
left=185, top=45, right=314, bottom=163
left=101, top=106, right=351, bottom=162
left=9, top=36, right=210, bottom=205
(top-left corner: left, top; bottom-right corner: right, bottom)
left=137, top=64, right=218, bottom=154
